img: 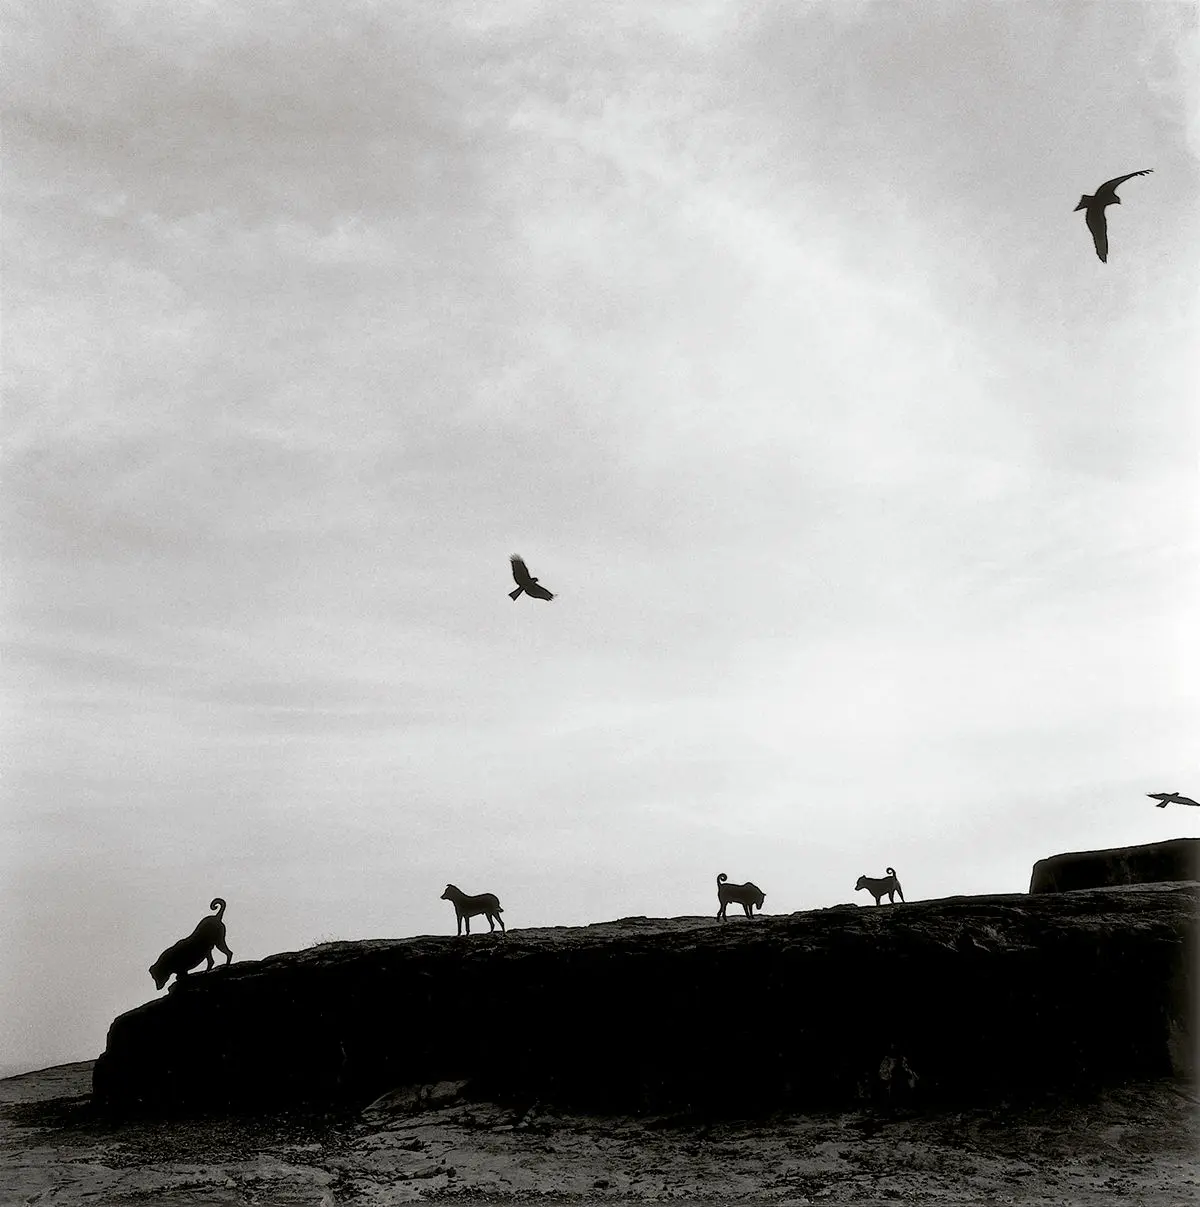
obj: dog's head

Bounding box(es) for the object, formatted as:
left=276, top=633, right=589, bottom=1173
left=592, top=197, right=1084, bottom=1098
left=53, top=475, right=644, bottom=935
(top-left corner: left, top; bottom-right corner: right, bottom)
left=855, top=875, right=868, bottom=892
left=149, top=959, right=171, bottom=991
left=748, top=885, right=766, bottom=910
left=439, top=885, right=456, bottom=901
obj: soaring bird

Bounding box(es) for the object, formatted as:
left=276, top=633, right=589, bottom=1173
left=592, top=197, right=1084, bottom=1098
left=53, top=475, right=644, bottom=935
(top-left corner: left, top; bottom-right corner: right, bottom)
left=509, top=555, right=555, bottom=601
left=1075, top=170, right=1152, bottom=262
left=1147, top=791, right=1200, bottom=808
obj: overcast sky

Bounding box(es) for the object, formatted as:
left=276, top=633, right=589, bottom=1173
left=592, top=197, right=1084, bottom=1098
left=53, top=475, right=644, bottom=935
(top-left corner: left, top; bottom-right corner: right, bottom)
left=3, top=1, right=1198, bottom=1073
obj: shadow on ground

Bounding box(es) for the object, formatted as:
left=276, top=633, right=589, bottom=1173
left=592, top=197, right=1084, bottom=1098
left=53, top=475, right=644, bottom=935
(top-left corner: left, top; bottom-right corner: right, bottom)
left=2, top=1061, right=1197, bottom=1205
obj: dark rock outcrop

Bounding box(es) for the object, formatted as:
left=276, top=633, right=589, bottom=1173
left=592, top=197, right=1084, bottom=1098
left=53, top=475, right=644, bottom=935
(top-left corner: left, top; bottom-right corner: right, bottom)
left=94, top=885, right=1197, bottom=1116
left=1029, top=838, right=1200, bottom=894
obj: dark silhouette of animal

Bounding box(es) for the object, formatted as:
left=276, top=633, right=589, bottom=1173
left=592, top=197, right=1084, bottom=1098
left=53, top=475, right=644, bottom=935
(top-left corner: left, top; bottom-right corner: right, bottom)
left=716, top=872, right=765, bottom=920
left=1074, top=170, right=1152, bottom=262
left=509, top=555, right=555, bottom=601
left=440, top=884, right=506, bottom=935
left=855, top=868, right=904, bottom=906
left=149, top=898, right=233, bottom=990
left=1148, top=791, right=1200, bottom=808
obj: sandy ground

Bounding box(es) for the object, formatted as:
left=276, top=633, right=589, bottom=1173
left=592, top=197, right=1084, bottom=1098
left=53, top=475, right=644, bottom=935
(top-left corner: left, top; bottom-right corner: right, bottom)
left=1, top=1062, right=1197, bottom=1206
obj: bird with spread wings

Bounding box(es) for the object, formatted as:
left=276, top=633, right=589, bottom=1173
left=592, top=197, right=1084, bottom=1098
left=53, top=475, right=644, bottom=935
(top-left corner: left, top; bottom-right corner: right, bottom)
left=1074, top=170, right=1152, bottom=262
left=1147, top=792, right=1200, bottom=809
left=509, top=555, right=555, bottom=601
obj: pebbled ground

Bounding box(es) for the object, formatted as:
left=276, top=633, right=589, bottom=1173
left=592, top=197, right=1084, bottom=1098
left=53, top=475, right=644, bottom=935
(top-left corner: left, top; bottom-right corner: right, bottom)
left=1, top=1062, right=1197, bottom=1205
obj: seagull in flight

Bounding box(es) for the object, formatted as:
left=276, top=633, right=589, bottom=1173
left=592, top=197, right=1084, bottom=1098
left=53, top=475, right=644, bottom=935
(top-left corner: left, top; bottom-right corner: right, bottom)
left=1147, top=791, right=1200, bottom=808
left=509, top=555, right=555, bottom=601
left=1075, top=170, right=1152, bottom=262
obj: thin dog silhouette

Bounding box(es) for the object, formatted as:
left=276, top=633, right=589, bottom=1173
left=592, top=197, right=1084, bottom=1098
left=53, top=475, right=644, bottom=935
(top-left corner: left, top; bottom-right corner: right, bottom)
left=509, top=555, right=555, bottom=601
left=855, top=868, right=904, bottom=906
left=149, top=897, right=233, bottom=990
left=440, top=884, right=506, bottom=935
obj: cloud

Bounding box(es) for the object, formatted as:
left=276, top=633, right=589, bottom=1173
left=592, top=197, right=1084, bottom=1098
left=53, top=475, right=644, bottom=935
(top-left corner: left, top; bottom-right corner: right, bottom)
left=3, top=0, right=1198, bottom=1070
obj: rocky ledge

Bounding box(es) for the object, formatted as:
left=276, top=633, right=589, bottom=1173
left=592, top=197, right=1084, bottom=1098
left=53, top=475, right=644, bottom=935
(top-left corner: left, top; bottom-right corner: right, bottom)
left=1029, top=837, right=1199, bottom=894
left=94, top=878, right=1197, bottom=1116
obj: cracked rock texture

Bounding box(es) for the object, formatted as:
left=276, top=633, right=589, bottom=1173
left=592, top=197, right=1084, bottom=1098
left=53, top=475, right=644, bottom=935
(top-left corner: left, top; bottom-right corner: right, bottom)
left=6, top=1061, right=1200, bottom=1205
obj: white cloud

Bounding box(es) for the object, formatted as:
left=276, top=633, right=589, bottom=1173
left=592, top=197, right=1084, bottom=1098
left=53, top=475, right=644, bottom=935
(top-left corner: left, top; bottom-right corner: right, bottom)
left=3, top=0, right=1197, bottom=1070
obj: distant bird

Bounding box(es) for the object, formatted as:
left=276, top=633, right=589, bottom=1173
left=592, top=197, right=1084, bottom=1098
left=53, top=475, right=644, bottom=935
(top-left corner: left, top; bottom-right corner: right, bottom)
left=1075, top=170, right=1152, bottom=262
left=509, top=555, right=555, bottom=601
left=1147, top=792, right=1200, bottom=808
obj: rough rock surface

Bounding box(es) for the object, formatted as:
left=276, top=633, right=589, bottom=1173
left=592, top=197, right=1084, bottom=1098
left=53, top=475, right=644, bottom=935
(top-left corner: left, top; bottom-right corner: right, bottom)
left=95, top=883, right=1197, bottom=1116
left=1029, top=837, right=1200, bottom=894
left=5, top=1061, right=1200, bottom=1206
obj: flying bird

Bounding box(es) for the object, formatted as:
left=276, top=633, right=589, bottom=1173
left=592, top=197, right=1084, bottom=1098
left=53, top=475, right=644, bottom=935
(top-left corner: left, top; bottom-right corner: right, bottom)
left=509, top=555, right=555, bottom=601
left=1147, top=792, right=1200, bottom=808
left=1075, top=170, right=1152, bottom=262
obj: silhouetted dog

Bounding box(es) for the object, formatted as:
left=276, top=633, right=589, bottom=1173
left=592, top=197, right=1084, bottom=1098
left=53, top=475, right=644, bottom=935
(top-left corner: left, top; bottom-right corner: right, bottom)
left=149, top=897, right=233, bottom=990
left=716, top=872, right=765, bottom=920
left=855, top=868, right=904, bottom=906
left=440, top=884, right=506, bottom=935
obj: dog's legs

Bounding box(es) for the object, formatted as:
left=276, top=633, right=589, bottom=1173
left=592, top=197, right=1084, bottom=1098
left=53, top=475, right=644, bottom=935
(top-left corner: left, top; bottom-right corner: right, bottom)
left=216, top=938, right=233, bottom=963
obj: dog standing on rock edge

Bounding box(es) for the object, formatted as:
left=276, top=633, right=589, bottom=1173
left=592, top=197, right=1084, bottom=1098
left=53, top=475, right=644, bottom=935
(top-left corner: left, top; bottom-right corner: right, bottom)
left=440, top=884, right=506, bottom=935
left=716, top=872, right=766, bottom=920
left=149, top=897, right=234, bottom=990
left=855, top=868, right=904, bottom=906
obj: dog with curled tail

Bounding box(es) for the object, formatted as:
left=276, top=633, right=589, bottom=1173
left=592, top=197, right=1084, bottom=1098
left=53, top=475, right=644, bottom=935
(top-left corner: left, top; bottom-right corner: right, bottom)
left=716, top=872, right=765, bottom=920
left=855, top=868, right=904, bottom=906
left=149, top=897, right=234, bottom=990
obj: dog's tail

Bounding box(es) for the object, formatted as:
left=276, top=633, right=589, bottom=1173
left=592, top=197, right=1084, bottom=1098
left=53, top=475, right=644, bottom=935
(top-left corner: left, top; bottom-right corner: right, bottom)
left=209, top=897, right=227, bottom=920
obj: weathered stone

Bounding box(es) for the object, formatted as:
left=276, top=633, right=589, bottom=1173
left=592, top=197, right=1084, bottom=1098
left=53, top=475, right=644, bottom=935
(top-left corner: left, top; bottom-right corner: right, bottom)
left=363, top=1079, right=469, bottom=1116
left=94, top=884, right=1198, bottom=1116
left=1029, top=838, right=1200, bottom=894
